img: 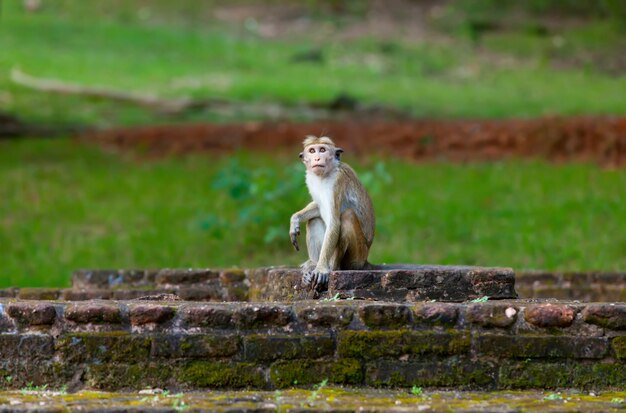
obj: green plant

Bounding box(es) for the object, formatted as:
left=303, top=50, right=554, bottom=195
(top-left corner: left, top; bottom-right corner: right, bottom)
left=411, top=385, right=423, bottom=396
left=544, top=393, right=563, bottom=401
left=471, top=296, right=489, bottom=303
left=611, top=398, right=625, bottom=404
left=306, top=378, right=329, bottom=405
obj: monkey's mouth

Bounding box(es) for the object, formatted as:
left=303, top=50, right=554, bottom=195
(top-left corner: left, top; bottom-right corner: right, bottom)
left=312, top=164, right=325, bottom=169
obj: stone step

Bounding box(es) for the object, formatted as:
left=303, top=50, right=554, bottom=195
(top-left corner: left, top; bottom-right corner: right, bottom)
left=0, top=299, right=624, bottom=391
left=66, top=265, right=517, bottom=302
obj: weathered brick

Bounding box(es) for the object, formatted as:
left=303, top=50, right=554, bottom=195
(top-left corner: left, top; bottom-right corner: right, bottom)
left=470, top=268, right=517, bottom=298
left=152, top=334, right=240, bottom=358
left=0, top=288, right=18, bottom=298
left=498, top=361, right=626, bottom=389
left=61, top=289, right=112, bottom=301
left=296, top=304, right=354, bottom=327
left=7, top=302, right=57, bottom=326
left=88, top=362, right=171, bottom=390
left=129, top=304, right=176, bottom=325
left=180, top=305, right=234, bottom=328
left=612, top=336, right=626, bottom=360
left=234, top=305, right=293, bottom=329
left=219, top=269, right=247, bottom=284
left=222, top=283, right=249, bottom=301
left=57, top=333, right=151, bottom=362
left=338, top=330, right=470, bottom=359
left=180, top=361, right=265, bottom=388
left=466, top=303, right=517, bottom=328
left=366, top=359, right=496, bottom=387
left=414, top=303, right=458, bottom=326
left=0, top=334, right=54, bottom=359
left=524, top=304, right=576, bottom=328
left=359, top=304, right=412, bottom=328
left=65, top=303, right=122, bottom=324
left=270, top=359, right=363, bottom=388
left=476, top=334, right=608, bottom=359
left=582, top=304, right=626, bottom=330
left=329, top=271, right=383, bottom=290
left=532, top=286, right=572, bottom=300
left=177, top=285, right=222, bottom=301
left=244, top=334, right=334, bottom=361
left=155, top=269, right=219, bottom=285
left=17, top=288, right=60, bottom=300
left=0, top=312, right=15, bottom=332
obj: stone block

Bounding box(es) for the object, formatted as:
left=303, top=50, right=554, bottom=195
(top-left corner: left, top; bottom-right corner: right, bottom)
left=330, top=271, right=383, bottom=290
left=0, top=334, right=54, bottom=359
left=466, top=303, right=518, bottom=328
left=17, top=288, right=60, bottom=300
left=476, top=334, right=608, bottom=359
left=180, top=305, right=234, bottom=329
left=7, top=302, right=57, bottom=326
left=270, top=359, right=363, bottom=388
left=366, top=359, right=496, bottom=387
left=0, top=288, right=18, bottom=298
left=295, top=303, right=354, bottom=327
left=532, top=286, right=572, bottom=300
left=612, top=336, right=626, bottom=360
left=413, top=303, right=458, bottom=326
left=358, top=304, right=412, bottom=328
left=180, top=361, right=266, bottom=388
left=234, top=304, right=293, bottom=329
left=338, top=330, right=470, bottom=359
left=244, top=334, right=334, bottom=361
left=582, top=304, right=626, bottom=330
left=524, top=304, right=576, bottom=328
left=88, top=362, right=171, bottom=390
left=177, top=285, right=222, bottom=301
left=219, top=269, right=247, bottom=284
left=65, top=303, right=122, bottom=324
left=129, top=304, right=176, bottom=325
left=57, top=332, right=151, bottom=362
left=152, top=334, right=240, bottom=358
left=61, top=289, right=112, bottom=301
left=112, top=290, right=169, bottom=300
left=155, top=269, right=220, bottom=285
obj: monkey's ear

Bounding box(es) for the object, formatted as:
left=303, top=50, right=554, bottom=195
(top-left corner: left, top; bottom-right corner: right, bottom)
left=299, top=152, right=303, bottom=159
left=335, top=148, right=344, bottom=160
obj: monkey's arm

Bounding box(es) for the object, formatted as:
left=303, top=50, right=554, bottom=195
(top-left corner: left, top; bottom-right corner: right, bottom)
left=314, top=191, right=342, bottom=274
left=289, top=202, right=319, bottom=251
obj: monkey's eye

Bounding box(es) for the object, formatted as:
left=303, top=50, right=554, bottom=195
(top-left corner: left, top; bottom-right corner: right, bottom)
left=320, top=147, right=326, bottom=153
left=309, top=147, right=315, bottom=153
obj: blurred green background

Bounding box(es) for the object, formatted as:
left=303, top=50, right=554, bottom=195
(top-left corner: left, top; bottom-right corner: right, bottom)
left=1, top=0, right=625, bottom=287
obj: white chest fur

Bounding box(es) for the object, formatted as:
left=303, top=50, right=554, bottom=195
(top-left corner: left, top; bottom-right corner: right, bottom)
left=306, top=171, right=337, bottom=225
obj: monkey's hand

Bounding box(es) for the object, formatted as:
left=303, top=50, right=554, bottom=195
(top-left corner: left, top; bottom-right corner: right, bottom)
left=304, top=268, right=330, bottom=291
left=289, top=215, right=300, bottom=251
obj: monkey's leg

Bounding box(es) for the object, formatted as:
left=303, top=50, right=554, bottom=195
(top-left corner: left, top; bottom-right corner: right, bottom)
left=338, top=209, right=370, bottom=270
left=302, top=217, right=325, bottom=284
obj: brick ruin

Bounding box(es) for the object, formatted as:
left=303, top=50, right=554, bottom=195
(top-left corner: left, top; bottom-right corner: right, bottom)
left=0, top=266, right=625, bottom=394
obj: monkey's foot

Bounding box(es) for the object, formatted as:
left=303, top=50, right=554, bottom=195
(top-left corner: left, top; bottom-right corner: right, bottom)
left=302, top=269, right=329, bottom=292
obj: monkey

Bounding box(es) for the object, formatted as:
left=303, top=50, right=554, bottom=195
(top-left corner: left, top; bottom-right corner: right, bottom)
left=289, top=136, right=375, bottom=290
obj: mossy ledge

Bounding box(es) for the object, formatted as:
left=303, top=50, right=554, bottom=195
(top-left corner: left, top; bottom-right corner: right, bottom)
left=0, top=299, right=624, bottom=391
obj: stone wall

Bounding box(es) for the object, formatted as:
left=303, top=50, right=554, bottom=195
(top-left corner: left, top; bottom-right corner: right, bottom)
left=0, top=299, right=624, bottom=391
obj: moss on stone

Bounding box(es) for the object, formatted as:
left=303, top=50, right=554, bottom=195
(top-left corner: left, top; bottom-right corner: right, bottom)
left=88, top=363, right=171, bottom=390
left=270, top=359, right=363, bottom=388
left=338, top=330, right=470, bottom=359
left=56, top=332, right=151, bottom=363
left=612, top=336, right=626, bottom=360
left=179, top=361, right=265, bottom=388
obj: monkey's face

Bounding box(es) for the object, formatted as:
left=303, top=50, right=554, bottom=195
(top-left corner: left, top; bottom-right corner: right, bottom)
left=301, top=144, right=337, bottom=177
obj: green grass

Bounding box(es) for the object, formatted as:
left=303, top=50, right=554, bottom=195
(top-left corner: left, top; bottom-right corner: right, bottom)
left=0, top=1, right=625, bottom=127
left=2, top=138, right=625, bottom=288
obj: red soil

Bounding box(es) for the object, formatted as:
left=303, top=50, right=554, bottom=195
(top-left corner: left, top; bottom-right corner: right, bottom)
left=83, top=116, right=626, bottom=167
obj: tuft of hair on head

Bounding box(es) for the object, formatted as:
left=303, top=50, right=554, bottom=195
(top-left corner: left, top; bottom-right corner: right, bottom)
left=302, top=135, right=336, bottom=149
